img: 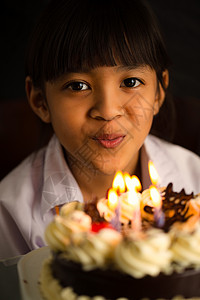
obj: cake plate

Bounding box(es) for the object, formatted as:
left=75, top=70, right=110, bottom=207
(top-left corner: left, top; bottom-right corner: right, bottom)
left=17, top=246, right=50, bottom=300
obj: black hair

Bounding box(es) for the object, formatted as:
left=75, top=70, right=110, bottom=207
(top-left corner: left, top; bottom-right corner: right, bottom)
left=25, top=0, right=175, bottom=141
left=26, top=0, right=170, bottom=87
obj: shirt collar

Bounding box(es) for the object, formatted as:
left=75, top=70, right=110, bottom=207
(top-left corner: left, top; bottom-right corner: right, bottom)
left=41, top=135, right=83, bottom=216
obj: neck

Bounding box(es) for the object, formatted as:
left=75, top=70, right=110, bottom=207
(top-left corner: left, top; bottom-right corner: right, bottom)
left=65, top=151, right=141, bottom=202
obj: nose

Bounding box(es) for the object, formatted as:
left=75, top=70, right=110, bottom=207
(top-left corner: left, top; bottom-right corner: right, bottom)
left=89, top=89, right=124, bottom=121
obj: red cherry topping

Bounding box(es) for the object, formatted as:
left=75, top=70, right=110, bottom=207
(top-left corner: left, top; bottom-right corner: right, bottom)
left=91, top=222, right=114, bottom=233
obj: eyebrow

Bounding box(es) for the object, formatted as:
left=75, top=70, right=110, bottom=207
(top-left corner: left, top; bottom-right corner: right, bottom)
left=115, top=65, right=148, bottom=72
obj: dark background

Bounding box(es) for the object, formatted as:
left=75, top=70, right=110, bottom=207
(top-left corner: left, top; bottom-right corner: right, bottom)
left=0, top=0, right=200, bottom=179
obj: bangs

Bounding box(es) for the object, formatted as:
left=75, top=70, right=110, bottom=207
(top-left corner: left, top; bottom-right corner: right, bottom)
left=26, top=0, right=170, bottom=87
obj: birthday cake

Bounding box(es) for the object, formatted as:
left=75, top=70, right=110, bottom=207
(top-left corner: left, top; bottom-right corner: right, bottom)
left=40, top=170, right=200, bottom=300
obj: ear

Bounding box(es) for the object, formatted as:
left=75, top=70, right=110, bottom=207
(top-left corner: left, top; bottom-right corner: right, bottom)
left=25, top=76, right=51, bottom=123
left=153, top=70, right=169, bottom=115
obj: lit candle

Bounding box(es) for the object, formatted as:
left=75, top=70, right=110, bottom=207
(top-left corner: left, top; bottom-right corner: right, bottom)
left=129, top=192, right=141, bottom=230
left=149, top=185, right=165, bottom=227
left=109, top=171, right=125, bottom=231
left=97, top=171, right=142, bottom=226
left=147, top=161, right=164, bottom=226
left=110, top=199, right=121, bottom=232
left=108, top=190, right=121, bottom=232
left=124, top=173, right=141, bottom=230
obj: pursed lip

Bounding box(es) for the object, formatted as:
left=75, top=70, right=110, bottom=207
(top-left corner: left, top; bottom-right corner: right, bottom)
left=92, top=134, right=126, bottom=149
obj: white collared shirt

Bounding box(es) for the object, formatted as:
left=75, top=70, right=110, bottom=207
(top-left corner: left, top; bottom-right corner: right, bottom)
left=0, top=134, right=199, bottom=259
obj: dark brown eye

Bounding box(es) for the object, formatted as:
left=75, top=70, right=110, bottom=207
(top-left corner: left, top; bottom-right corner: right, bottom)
left=121, top=78, right=142, bottom=88
left=66, top=81, right=89, bottom=91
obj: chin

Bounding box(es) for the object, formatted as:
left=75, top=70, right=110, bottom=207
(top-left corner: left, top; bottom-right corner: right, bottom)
left=90, top=160, right=126, bottom=177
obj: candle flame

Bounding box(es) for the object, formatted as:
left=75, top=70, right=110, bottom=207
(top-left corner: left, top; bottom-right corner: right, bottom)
left=131, top=175, right=142, bottom=192
left=124, top=173, right=142, bottom=193
left=107, top=188, right=118, bottom=210
left=112, top=171, right=125, bottom=193
left=149, top=185, right=161, bottom=208
left=124, top=172, right=132, bottom=191
left=148, top=161, right=159, bottom=186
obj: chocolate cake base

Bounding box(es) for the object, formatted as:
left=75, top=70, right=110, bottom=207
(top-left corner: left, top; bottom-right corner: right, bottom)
left=51, top=253, right=200, bottom=300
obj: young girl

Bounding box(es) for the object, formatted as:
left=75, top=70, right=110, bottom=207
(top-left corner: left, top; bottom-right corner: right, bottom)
left=0, top=0, right=199, bottom=260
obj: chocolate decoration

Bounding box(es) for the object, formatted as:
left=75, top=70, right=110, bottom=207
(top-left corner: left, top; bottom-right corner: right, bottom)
left=143, top=183, right=194, bottom=231
left=84, top=197, right=106, bottom=223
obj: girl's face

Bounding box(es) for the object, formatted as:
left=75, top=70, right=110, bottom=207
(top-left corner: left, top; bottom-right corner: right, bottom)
left=29, top=66, right=166, bottom=177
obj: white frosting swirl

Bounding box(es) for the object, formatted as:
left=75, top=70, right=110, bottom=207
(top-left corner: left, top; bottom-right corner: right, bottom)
left=170, top=222, right=200, bottom=268
left=63, top=228, right=122, bottom=270
left=45, top=210, right=92, bottom=251
left=45, top=203, right=122, bottom=270
left=114, top=229, right=172, bottom=278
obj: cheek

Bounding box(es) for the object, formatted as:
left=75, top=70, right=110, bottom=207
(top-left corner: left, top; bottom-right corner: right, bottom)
left=52, top=113, right=84, bottom=140
left=123, top=92, right=155, bottom=129
left=48, top=102, right=91, bottom=155
left=49, top=101, right=85, bottom=133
